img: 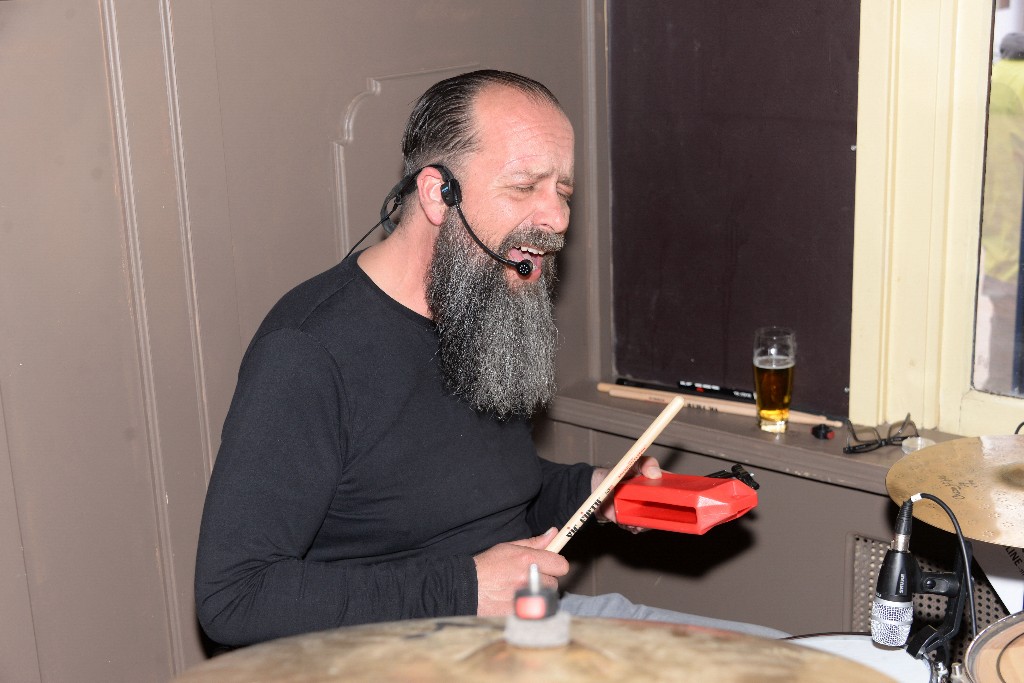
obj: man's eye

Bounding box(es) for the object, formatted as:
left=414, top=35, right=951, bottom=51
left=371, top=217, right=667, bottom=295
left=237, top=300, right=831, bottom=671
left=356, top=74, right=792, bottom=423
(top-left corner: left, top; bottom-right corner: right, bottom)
left=516, top=185, right=535, bottom=193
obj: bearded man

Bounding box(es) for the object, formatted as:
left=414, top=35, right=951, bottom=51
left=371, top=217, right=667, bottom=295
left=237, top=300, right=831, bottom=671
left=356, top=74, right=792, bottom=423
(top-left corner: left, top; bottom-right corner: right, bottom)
left=195, top=70, right=786, bottom=648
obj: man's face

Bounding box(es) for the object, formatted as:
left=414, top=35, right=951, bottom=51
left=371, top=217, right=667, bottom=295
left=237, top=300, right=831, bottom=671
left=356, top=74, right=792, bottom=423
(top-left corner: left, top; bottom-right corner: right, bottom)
left=426, top=87, right=576, bottom=417
left=452, top=87, right=575, bottom=286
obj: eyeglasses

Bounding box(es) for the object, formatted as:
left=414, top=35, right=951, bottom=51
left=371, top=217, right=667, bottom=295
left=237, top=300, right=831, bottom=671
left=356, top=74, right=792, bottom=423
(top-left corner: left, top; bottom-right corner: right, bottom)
left=842, top=414, right=919, bottom=454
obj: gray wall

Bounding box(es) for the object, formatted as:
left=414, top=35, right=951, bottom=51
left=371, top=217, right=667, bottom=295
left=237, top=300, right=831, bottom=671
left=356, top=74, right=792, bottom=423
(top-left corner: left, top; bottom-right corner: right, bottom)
left=2, top=2, right=909, bottom=681
left=0, top=2, right=605, bottom=680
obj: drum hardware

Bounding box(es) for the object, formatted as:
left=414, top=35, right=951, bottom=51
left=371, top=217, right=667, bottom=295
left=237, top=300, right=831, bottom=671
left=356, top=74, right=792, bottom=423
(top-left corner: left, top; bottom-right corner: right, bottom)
left=503, top=564, right=571, bottom=648
left=787, top=633, right=938, bottom=682
left=903, top=507, right=973, bottom=670
left=962, top=610, right=1024, bottom=682
left=705, top=462, right=760, bottom=489
left=872, top=494, right=977, bottom=681
left=884, top=434, right=1024, bottom=679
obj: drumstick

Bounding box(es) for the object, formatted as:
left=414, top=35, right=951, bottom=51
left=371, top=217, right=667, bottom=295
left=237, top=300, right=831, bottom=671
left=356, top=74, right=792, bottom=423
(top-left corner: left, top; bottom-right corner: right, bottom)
left=545, top=396, right=685, bottom=554
left=596, top=382, right=843, bottom=429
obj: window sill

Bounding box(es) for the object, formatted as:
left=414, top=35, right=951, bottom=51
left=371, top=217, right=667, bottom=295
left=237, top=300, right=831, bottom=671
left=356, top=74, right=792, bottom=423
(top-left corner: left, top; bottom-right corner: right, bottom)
left=546, top=382, right=958, bottom=497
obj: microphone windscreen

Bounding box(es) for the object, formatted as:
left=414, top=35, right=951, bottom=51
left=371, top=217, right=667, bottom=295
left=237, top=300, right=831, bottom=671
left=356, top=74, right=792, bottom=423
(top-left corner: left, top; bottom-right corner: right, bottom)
left=870, top=598, right=913, bottom=646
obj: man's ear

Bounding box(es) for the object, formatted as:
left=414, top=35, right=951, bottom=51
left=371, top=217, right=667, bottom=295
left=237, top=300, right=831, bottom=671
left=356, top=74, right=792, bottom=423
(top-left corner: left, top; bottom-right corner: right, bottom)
left=416, top=166, right=449, bottom=227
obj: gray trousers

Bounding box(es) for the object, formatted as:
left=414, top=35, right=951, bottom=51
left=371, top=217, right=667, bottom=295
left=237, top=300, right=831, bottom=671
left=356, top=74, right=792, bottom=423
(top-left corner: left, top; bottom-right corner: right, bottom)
left=559, top=592, right=790, bottom=640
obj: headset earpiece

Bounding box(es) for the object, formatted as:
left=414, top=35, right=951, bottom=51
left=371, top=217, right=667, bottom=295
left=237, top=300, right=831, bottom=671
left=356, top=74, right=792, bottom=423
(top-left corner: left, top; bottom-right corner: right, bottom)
left=428, top=164, right=533, bottom=278
left=439, top=177, right=460, bottom=207
left=430, top=164, right=461, bottom=208
left=362, top=163, right=534, bottom=278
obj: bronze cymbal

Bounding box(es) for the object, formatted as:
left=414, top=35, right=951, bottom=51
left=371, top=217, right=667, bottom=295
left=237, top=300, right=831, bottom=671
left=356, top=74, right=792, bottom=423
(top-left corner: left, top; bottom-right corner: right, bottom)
left=886, top=435, right=1024, bottom=546
left=175, top=616, right=894, bottom=683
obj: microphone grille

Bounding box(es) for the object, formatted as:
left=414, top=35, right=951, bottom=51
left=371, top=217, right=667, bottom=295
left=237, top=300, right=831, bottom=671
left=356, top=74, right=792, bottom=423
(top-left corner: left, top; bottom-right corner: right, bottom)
left=870, top=599, right=913, bottom=647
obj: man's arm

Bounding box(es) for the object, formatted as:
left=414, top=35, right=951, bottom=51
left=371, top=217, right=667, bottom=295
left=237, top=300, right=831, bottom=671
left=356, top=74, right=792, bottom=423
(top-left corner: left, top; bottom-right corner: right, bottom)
left=525, top=455, right=662, bottom=533
left=194, top=329, right=476, bottom=646
left=523, top=457, right=593, bottom=534
left=472, top=527, right=568, bottom=616
left=196, top=549, right=477, bottom=646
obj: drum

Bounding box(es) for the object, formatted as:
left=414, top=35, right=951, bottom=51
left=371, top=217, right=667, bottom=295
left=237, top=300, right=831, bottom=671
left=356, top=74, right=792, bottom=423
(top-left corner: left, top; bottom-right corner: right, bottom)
left=964, top=611, right=1024, bottom=682
left=177, top=617, right=895, bottom=682
left=786, top=633, right=932, bottom=683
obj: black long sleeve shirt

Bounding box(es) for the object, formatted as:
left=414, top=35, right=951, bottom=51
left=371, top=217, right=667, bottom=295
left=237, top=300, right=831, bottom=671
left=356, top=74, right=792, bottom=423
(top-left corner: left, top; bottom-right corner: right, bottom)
left=195, top=256, right=591, bottom=647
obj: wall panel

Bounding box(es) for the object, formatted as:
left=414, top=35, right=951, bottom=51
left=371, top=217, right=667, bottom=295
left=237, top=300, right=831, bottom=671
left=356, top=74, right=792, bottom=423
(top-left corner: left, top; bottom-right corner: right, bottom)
left=0, top=1, right=595, bottom=679
left=1, top=1, right=176, bottom=679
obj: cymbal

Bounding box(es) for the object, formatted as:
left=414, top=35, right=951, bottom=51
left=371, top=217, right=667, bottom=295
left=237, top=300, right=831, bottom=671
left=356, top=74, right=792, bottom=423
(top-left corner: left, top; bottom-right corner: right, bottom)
left=175, top=616, right=893, bottom=682
left=886, top=435, right=1024, bottom=546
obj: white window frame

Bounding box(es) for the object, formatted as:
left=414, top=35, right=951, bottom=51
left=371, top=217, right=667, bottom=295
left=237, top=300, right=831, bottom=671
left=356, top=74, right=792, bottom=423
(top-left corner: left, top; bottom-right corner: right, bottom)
left=850, top=0, right=1022, bottom=436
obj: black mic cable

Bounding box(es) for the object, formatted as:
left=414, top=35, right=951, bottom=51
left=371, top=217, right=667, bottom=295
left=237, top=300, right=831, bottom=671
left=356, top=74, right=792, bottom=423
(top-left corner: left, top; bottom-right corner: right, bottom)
left=910, top=492, right=977, bottom=642
left=897, top=492, right=976, bottom=673
left=344, top=209, right=398, bottom=261
left=345, top=165, right=535, bottom=278
left=343, top=173, right=416, bottom=260
left=451, top=203, right=533, bottom=277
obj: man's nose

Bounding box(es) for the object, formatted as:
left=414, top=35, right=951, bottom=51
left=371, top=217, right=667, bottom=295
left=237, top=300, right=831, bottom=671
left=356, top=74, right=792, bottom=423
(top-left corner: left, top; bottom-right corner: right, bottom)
left=533, top=186, right=570, bottom=234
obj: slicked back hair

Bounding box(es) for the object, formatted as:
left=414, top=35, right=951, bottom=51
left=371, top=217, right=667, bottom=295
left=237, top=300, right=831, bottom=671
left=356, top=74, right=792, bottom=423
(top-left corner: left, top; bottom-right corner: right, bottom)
left=401, top=70, right=563, bottom=178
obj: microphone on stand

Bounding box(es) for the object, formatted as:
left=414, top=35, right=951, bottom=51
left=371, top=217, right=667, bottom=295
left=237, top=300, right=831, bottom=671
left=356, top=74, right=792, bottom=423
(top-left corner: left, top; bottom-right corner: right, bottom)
left=869, top=493, right=972, bottom=671
left=871, top=500, right=918, bottom=647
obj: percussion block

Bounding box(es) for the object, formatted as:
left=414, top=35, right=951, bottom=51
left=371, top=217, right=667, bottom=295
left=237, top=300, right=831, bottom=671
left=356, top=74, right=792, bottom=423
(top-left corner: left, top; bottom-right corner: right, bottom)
left=613, top=472, right=758, bottom=535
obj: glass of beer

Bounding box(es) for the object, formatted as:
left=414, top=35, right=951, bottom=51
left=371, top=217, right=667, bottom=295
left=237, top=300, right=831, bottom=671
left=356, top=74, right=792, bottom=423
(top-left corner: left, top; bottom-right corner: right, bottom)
left=753, top=327, right=796, bottom=433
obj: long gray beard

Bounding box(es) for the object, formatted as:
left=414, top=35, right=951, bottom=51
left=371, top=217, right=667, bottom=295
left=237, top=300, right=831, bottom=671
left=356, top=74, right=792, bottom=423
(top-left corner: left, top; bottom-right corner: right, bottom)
left=427, top=214, right=562, bottom=418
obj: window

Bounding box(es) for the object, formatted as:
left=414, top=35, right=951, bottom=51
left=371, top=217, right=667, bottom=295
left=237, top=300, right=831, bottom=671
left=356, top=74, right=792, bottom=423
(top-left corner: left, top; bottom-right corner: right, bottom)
left=603, top=1, right=1018, bottom=435
left=608, top=1, right=860, bottom=419
left=853, top=0, right=1021, bottom=436
left=973, top=12, right=1024, bottom=399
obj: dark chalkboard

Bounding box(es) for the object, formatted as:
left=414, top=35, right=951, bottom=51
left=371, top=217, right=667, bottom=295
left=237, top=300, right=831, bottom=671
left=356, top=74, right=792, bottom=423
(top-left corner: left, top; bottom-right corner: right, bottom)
left=609, top=0, right=859, bottom=418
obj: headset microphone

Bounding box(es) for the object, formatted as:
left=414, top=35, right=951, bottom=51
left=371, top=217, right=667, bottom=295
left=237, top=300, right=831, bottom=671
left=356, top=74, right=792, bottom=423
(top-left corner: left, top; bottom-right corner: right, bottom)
left=436, top=168, right=534, bottom=277
left=350, top=164, right=535, bottom=278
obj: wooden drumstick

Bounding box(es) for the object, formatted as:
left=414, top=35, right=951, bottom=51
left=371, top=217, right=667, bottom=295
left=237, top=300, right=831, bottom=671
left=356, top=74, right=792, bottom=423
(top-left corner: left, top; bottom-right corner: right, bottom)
left=596, top=382, right=843, bottom=429
left=545, top=396, right=685, bottom=554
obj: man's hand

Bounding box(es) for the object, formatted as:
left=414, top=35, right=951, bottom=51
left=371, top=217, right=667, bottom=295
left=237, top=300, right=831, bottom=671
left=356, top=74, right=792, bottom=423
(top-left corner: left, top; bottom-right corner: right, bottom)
left=473, top=528, right=568, bottom=616
left=594, top=455, right=661, bottom=529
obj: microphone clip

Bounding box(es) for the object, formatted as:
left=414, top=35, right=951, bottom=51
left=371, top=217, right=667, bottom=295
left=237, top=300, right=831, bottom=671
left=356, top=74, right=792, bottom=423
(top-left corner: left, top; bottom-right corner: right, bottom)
left=705, top=463, right=760, bottom=490
left=904, top=538, right=972, bottom=667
